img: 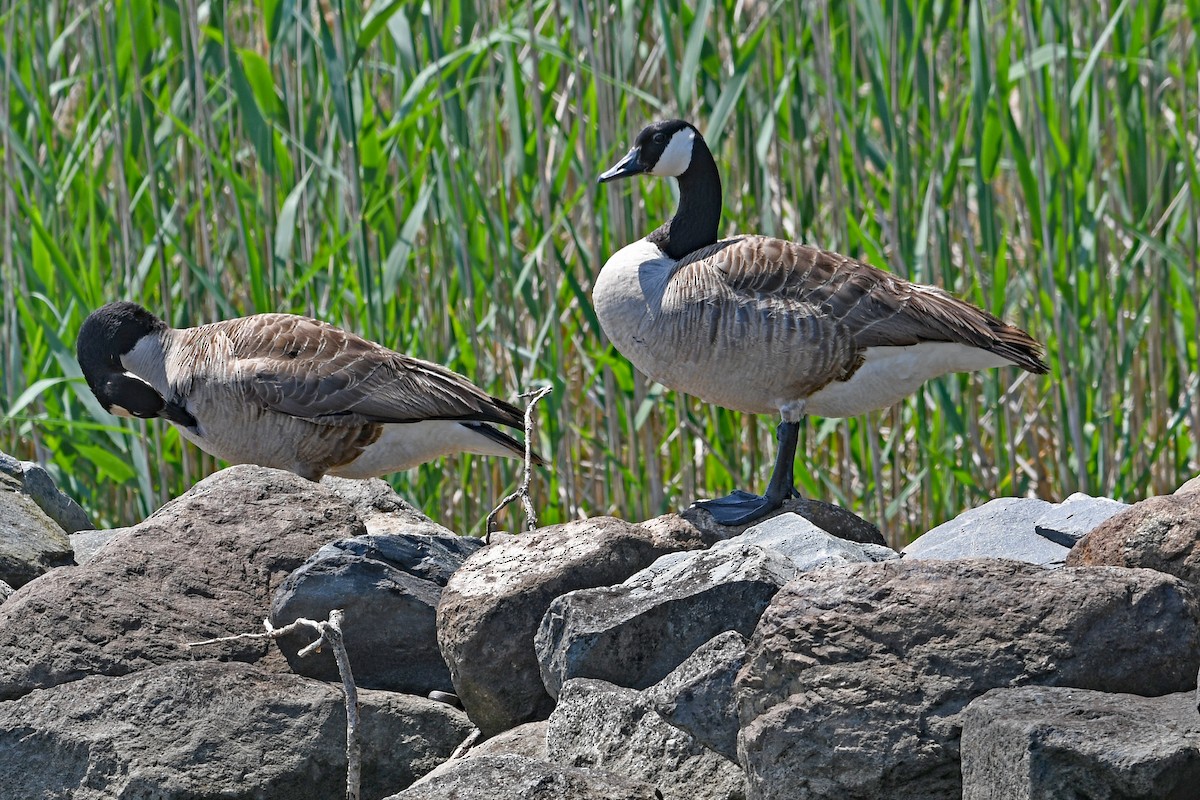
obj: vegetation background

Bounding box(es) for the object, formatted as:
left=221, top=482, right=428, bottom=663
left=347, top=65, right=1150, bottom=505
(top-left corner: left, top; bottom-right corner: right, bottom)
left=2, top=0, right=1197, bottom=547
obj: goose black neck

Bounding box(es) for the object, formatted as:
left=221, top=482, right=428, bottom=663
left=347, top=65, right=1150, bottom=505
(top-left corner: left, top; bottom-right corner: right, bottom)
left=647, top=140, right=722, bottom=260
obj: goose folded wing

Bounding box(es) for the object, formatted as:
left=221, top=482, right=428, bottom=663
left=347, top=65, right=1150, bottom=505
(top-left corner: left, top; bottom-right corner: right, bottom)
left=227, top=315, right=524, bottom=427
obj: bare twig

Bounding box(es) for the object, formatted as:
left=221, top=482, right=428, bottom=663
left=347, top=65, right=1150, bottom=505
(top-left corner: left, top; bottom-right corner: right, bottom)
left=187, top=610, right=360, bottom=800
left=449, top=727, right=483, bottom=759
left=486, top=385, right=552, bottom=541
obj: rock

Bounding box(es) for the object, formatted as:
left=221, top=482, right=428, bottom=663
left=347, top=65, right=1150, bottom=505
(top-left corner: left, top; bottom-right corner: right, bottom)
left=537, top=514, right=895, bottom=698
left=320, top=476, right=456, bottom=537
left=646, top=631, right=748, bottom=762
left=0, top=464, right=73, bottom=588
left=960, top=686, right=1200, bottom=800
left=1176, top=475, right=1200, bottom=495
left=385, top=753, right=658, bottom=799
left=0, top=660, right=472, bottom=799
left=0, top=465, right=364, bottom=701
left=468, top=721, right=550, bottom=760
left=547, top=678, right=745, bottom=800
left=69, top=527, right=124, bottom=565
left=1033, top=492, right=1129, bottom=546
left=902, top=497, right=1067, bottom=566
left=0, top=580, right=11, bottom=604
left=0, top=454, right=94, bottom=533
left=437, top=516, right=710, bottom=737
left=1067, top=491, right=1200, bottom=585
left=682, top=496, right=886, bottom=546
left=736, top=559, right=1200, bottom=800
left=271, top=532, right=483, bottom=694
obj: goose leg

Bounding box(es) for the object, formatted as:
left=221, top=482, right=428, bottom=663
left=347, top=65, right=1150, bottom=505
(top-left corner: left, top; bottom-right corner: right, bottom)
left=691, top=420, right=801, bottom=526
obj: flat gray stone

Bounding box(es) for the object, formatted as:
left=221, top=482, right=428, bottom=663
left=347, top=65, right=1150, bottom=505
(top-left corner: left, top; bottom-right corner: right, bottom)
left=1033, top=493, right=1129, bottom=546
left=12, top=457, right=94, bottom=533
left=469, top=721, right=549, bottom=761
left=903, top=497, right=1066, bottom=566
left=960, top=686, right=1200, bottom=800
left=646, top=631, right=747, bottom=762
left=547, top=678, right=745, bottom=800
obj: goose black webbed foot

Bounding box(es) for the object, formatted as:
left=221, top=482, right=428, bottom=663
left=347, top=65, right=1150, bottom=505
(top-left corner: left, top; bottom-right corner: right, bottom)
left=690, top=419, right=802, bottom=527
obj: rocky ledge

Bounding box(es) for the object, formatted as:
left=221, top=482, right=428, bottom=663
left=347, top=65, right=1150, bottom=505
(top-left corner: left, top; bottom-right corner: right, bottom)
left=1, top=457, right=1198, bottom=799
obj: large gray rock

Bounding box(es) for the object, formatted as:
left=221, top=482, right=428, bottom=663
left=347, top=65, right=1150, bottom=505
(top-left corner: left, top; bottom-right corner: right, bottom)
left=320, top=476, right=456, bottom=537
left=1176, top=475, right=1200, bottom=495
left=736, top=559, right=1200, bottom=800
left=0, top=580, right=11, bottom=604
left=0, top=659, right=471, bottom=800
left=385, top=753, right=658, bottom=799
left=538, top=514, right=895, bottom=698
left=0, top=454, right=94, bottom=533
left=960, top=686, right=1200, bottom=800
left=1067, top=491, right=1200, bottom=585
left=271, top=532, right=482, bottom=694
left=547, top=678, right=745, bottom=800
left=647, top=631, right=748, bottom=762
left=0, top=463, right=73, bottom=588
left=0, top=465, right=364, bottom=700
left=437, top=516, right=711, bottom=737
left=1033, top=492, right=1129, bottom=546
left=903, top=497, right=1066, bottom=566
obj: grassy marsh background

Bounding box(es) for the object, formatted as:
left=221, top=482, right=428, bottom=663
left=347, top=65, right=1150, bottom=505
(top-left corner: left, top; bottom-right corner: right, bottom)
left=1, top=0, right=1197, bottom=547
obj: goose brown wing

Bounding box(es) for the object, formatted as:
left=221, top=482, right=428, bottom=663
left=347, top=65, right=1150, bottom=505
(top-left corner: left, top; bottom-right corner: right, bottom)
left=682, top=236, right=1048, bottom=374
left=221, top=315, right=525, bottom=428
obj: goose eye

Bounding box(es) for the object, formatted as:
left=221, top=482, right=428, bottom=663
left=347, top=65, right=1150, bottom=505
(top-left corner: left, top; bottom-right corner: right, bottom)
left=652, top=133, right=666, bottom=144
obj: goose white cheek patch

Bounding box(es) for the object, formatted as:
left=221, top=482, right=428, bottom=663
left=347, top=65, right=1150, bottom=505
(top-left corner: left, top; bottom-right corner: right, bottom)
left=649, top=129, right=695, bottom=177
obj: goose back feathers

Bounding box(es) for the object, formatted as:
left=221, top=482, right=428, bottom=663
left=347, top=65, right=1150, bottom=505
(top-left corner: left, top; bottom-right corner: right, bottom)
left=78, top=302, right=541, bottom=480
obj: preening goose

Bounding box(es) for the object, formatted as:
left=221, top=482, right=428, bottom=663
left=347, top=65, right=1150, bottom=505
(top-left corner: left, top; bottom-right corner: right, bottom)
left=596, top=119, right=1049, bottom=525
left=76, top=302, right=544, bottom=480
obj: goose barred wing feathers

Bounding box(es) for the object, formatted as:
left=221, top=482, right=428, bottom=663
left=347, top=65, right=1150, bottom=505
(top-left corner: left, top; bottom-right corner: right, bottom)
left=675, top=236, right=1049, bottom=375
left=206, top=315, right=525, bottom=428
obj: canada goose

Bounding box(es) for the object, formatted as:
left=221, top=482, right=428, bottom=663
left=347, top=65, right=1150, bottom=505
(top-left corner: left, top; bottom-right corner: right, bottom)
left=596, top=120, right=1049, bottom=525
left=76, top=301, right=544, bottom=480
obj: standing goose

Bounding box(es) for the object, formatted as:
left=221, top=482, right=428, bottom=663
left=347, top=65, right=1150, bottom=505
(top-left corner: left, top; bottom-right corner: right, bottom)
left=596, top=119, right=1048, bottom=525
left=76, top=301, right=544, bottom=480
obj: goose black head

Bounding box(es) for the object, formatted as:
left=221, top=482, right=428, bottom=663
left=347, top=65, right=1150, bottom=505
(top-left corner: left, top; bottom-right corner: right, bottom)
left=76, top=302, right=171, bottom=420
left=599, top=119, right=701, bottom=183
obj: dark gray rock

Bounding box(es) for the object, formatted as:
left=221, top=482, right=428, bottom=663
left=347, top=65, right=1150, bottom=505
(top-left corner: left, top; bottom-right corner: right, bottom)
left=0, top=454, right=94, bottom=533
left=0, top=465, right=364, bottom=701
left=385, top=753, right=658, bottom=799
left=960, top=686, right=1200, bottom=800
left=437, top=516, right=710, bottom=737
left=0, top=580, right=11, bottom=604
left=271, top=532, right=482, bottom=694
left=1033, top=492, right=1129, bottom=546
left=469, top=721, right=550, bottom=760
left=69, top=527, right=124, bottom=565
left=0, top=464, right=73, bottom=588
left=547, top=678, right=745, bottom=800
left=0, top=659, right=472, bottom=800
left=902, top=497, right=1066, bottom=566
left=683, top=496, right=886, bottom=546
left=646, top=631, right=748, bottom=762
left=736, top=559, right=1200, bottom=800
left=320, top=476, right=456, bottom=537
left=1067, top=491, right=1200, bottom=585
left=537, top=514, right=894, bottom=698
